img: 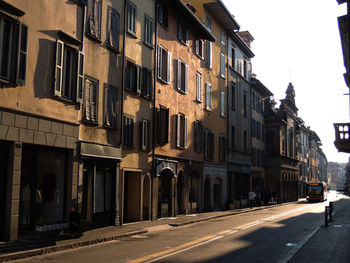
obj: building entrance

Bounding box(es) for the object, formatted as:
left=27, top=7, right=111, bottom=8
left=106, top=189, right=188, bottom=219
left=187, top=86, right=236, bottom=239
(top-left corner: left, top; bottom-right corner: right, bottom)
left=158, top=169, right=173, bottom=218
left=0, top=141, right=8, bottom=240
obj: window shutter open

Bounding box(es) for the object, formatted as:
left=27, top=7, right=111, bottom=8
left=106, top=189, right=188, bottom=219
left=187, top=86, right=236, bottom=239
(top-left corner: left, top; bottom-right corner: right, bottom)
left=176, top=59, right=181, bottom=91
left=76, top=51, right=85, bottom=103
left=167, top=51, right=171, bottom=83
left=137, top=65, right=142, bottom=93
left=195, top=40, right=199, bottom=55
left=206, top=41, right=212, bottom=69
left=16, top=22, right=28, bottom=86
left=90, top=81, right=97, bottom=122
left=140, top=121, right=144, bottom=150
left=84, top=79, right=92, bottom=121
left=108, top=7, right=120, bottom=49
left=54, top=40, right=64, bottom=97
left=194, top=121, right=198, bottom=152
left=204, top=130, right=208, bottom=159
left=185, top=29, right=189, bottom=45
left=165, top=108, right=169, bottom=143
left=184, top=64, right=188, bottom=93
left=184, top=116, right=188, bottom=147
left=157, top=45, right=162, bottom=79
left=177, top=20, right=182, bottom=41
left=176, top=114, right=180, bottom=147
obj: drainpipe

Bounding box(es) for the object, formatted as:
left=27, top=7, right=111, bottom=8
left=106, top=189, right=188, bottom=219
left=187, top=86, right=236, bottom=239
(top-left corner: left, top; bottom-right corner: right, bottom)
left=152, top=1, right=159, bottom=221
left=121, top=0, right=127, bottom=147
left=226, top=31, right=230, bottom=205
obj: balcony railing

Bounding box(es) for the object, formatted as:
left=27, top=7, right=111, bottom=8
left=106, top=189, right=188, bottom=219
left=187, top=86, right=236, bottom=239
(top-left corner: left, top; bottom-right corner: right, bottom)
left=334, top=123, right=350, bottom=153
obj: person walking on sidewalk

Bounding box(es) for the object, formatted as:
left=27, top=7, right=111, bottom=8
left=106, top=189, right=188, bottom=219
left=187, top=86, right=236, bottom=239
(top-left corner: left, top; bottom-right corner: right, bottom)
left=69, top=206, right=80, bottom=238
left=248, top=190, right=256, bottom=209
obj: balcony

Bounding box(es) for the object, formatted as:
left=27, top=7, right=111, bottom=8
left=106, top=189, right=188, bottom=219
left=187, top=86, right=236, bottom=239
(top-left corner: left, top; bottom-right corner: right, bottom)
left=334, top=123, right=350, bottom=153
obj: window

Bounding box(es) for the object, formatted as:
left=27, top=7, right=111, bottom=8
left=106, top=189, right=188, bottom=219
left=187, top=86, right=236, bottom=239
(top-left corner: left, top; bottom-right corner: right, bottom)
left=206, top=16, right=212, bottom=31
left=144, top=15, right=153, bottom=47
left=243, top=60, right=247, bottom=79
left=141, top=67, right=152, bottom=98
left=126, top=60, right=141, bottom=93
left=244, top=130, right=247, bottom=152
left=231, top=83, right=235, bottom=110
left=231, top=46, right=235, bottom=68
left=219, top=136, right=226, bottom=161
left=205, top=129, right=214, bottom=161
left=103, top=84, right=117, bottom=128
left=157, top=106, right=169, bottom=144
left=83, top=77, right=98, bottom=124
left=107, top=7, right=120, bottom=51
left=196, top=72, right=202, bottom=102
left=257, top=149, right=262, bottom=167
left=195, top=40, right=204, bottom=59
left=87, top=0, right=102, bottom=40
left=221, top=31, right=225, bottom=45
left=176, top=59, right=188, bottom=93
left=205, top=82, right=211, bottom=110
left=220, top=52, right=225, bottom=78
left=251, top=147, right=256, bottom=166
left=127, top=1, right=137, bottom=36
left=220, top=91, right=225, bottom=117
left=243, top=93, right=247, bottom=117
left=231, top=126, right=235, bottom=149
left=206, top=41, right=212, bottom=69
left=157, top=4, right=168, bottom=28
left=194, top=120, right=204, bottom=152
left=157, top=45, right=171, bottom=83
left=124, top=116, right=134, bottom=147
left=256, top=121, right=261, bottom=140
left=177, top=20, right=189, bottom=45
left=55, top=40, right=85, bottom=103
left=262, top=124, right=265, bottom=141
left=176, top=113, right=187, bottom=148
left=140, top=120, right=150, bottom=151
left=0, top=16, right=28, bottom=85
left=251, top=119, right=256, bottom=137
left=251, top=92, right=255, bottom=110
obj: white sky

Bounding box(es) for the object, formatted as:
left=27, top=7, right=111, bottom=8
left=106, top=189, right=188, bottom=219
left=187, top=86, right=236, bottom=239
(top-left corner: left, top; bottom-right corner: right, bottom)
left=222, top=0, right=350, bottom=163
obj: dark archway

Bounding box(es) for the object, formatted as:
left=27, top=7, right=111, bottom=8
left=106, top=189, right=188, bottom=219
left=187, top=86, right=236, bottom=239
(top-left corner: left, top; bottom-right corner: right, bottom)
left=204, top=177, right=210, bottom=211
left=158, top=169, right=173, bottom=218
left=189, top=172, right=200, bottom=214
left=142, top=175, right=150, bottom=221
left=177, top=171, right=185, bottom=215
left=214, top=177, right=223, bottom=210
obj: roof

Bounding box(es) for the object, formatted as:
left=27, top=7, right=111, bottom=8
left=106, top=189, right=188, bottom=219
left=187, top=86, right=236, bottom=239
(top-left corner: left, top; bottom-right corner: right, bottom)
left=229, top=31, right=255, bottom=58
left=337, top=0, right=348, bottom=4
left=203, top=0, right=240, bottom=31
left=251, top=78, right=273, bottom=97
left=164, top=0, right=216, bottom=41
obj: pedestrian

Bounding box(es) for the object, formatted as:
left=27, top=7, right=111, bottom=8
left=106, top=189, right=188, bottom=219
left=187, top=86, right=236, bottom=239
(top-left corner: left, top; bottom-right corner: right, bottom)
left=69, top=206, right=80, bottom=238
left=248, top=190, right=256, bottom=209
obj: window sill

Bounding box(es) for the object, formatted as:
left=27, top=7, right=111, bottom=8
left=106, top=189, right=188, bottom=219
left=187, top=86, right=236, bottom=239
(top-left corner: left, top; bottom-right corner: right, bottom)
left=205, top=108, right=212, bottom=112
left=106, top=44, right=120, bottom=54
left=195, top=99, right=202, bottom=103
left=195, top=53, right=204, bottom=60
left=54, top=95, right=79, bottom=106
left=220, top=74, right=226, bottom=79
left=86, top=33, right=102, bottom=43
left=0, top=78, right=17, bottom=87
left=82, top=119, right=99, bottom=126
left=127, top=31, right=137, bottom=39
left=177, top=89, right=187, bottom=95
left=103, top=124, right=117, bottom=130
left=157, top=77, right=170, bottom=85
left=143, top=41, right=153, bottom=49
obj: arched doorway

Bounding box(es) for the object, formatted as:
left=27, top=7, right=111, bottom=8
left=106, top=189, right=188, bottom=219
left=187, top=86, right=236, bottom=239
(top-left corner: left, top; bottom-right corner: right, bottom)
left=158, top=169, right=173, bottom=218
left=177, top=171, right=185, bottom=215
left=204, top=177, right=210, bottom=211
left=142, top=175, right=150, bottom=221
left=214, top=177, right=223, bottom=210
left=189, top=172, right=200, bottom=214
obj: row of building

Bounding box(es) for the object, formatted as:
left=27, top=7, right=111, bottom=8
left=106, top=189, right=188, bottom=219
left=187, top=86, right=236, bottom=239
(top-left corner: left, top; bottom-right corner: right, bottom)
left=0, top=0, right=327, bottom=242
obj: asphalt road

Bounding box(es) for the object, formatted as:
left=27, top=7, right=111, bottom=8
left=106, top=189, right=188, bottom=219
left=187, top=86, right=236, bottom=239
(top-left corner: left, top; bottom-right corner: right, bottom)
left=15, top=192, right=346, bottom=263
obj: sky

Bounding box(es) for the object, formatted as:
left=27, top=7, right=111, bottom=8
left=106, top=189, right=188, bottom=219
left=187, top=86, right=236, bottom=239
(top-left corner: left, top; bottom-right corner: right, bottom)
left=222, top=0, right=350, bottom=163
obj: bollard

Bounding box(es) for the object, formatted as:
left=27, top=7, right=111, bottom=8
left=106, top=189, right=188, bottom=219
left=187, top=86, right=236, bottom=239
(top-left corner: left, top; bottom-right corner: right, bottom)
left=329, top=202, right=333, bottom=222
left=325, top=206, right=329, bottom=227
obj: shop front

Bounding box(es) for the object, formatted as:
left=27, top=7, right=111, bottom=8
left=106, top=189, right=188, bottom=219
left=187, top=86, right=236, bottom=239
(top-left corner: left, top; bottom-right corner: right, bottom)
left=80, top=142, right=121, bottom=227
left=0, top=141, right=8, bottom=240
left=19, top=145, right=69, bottom=232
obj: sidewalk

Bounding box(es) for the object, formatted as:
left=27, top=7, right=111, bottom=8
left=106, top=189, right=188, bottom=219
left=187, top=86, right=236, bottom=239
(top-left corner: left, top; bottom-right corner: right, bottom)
left=0, top=203, right=291, bottom=262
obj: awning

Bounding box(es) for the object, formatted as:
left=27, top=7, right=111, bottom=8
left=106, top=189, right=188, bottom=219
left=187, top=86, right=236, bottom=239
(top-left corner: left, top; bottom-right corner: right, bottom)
left=80, top=141, right=122, bottom=160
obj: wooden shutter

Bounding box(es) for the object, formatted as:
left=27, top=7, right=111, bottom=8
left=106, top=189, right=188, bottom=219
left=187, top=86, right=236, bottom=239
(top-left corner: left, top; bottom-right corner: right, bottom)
left=176, top=59, right=181, bottom=91
left=76, top=51, right=85, bottom=103
left=105, top=85, right=117, bottom=128
left=177, top=20, right=182, bottom=41
left=90, top=80, right=97, bottom=122
left=166, top=51, right=171, bottom=83
left=157, top=45, right=162, bottom=79
left=196, top=73, right=201, bottom=101
left=184, top=116, right=188, bottom=148
left=176, top=114, right=180, bottom=147
left=204, top=130, right=208, bottom=159
left=136, top=65, right=142, bottom=93
left=206, top=41, right=212, bottom=69
left=195, top=40, right=199, bottom=56
left=84, top=79, right=92, bottom=121
left=108, top=7, right=120, bottom=49
left=184, top=64, right=188, bottom=93
left=54, top=40, right=64, bottom=97
left=16, top=22, right=28, bottom=85
left=165, top=107, right=169, bottom=143
left=220, top=53, right=225, bottom=77
left=194, top=121, right=198, bottom=152
left=220, top=91, right=225, bottom=117
left=185, top=29, right=189, bottom=45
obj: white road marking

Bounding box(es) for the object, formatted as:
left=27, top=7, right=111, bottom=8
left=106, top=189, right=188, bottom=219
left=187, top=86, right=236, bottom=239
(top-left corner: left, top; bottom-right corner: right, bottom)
left=278, top=227, right=320, bottom=263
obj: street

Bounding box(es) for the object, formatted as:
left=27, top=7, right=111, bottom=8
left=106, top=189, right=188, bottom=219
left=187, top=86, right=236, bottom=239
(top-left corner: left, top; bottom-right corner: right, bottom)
left=14, top=191, right=348, bottom=263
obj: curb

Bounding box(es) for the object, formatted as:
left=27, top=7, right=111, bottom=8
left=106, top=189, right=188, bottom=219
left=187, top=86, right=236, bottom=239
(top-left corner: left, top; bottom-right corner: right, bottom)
left=0, top=229, right=147, bottom=262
